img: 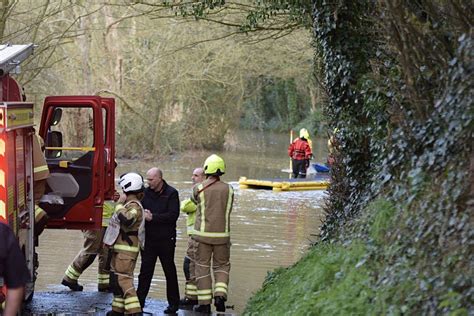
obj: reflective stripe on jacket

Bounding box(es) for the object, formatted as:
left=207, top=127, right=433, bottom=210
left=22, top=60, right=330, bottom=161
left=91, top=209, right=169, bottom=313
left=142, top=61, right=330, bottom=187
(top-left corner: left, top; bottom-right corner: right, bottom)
left=112, top=200, right=143, bottom=255
left=33, top=134, right=49, bottom=181
left=191, top=178, right=234, bottom=245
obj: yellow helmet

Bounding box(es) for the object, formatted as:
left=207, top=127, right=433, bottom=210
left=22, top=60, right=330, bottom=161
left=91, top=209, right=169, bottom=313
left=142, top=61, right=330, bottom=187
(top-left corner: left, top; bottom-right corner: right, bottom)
left=203, top=154, right=226, bottom=175
left=299, top=128, right=310, bottom=139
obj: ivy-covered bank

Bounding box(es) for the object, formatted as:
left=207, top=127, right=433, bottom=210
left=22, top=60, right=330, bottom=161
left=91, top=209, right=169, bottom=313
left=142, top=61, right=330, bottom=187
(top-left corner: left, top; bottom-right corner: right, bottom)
left=174, top=0, right=472, bottom=313
left=242, top=1, right=473, bottom=315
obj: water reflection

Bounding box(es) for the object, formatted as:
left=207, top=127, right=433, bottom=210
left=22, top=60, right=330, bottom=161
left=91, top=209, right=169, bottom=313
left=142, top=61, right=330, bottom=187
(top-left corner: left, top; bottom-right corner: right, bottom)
left=35, top=130, right=327, bottom=314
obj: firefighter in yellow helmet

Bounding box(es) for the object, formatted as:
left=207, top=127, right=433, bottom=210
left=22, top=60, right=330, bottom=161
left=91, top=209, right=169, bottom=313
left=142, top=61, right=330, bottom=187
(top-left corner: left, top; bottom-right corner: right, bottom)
left=288, top=128, right=313, bottom=178
left=192, top=155, right=234, bottom=314
left=105, top=172, right=145, bottom=316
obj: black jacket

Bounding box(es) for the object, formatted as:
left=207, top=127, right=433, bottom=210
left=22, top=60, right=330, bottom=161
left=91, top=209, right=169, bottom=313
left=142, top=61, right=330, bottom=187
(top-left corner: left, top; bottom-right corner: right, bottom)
left=0, top=223, right=30, bottom=288
left=141, top=180, right=180, bottom=241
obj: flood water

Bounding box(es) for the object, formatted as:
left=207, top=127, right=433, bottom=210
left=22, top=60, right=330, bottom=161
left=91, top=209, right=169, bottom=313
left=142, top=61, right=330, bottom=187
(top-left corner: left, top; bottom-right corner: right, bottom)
left=35, top=130, right=328, bottom=314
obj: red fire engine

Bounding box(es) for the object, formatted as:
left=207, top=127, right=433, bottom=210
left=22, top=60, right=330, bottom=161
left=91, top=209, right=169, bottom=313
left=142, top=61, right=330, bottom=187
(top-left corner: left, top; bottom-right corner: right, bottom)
left=0, top=44, right=115, bottom=308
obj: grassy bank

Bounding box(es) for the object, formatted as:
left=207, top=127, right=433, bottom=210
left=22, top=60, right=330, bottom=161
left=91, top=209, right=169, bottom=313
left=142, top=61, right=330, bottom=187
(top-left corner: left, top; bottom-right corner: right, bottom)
left=244, top=198, right=470, bottom=315
left=245, top=241, right=375, bottom=315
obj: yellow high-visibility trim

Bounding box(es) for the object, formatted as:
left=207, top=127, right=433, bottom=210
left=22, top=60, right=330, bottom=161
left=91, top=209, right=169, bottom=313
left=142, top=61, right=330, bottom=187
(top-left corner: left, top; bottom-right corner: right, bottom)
left=115, top=204, right=124, bottom=212
left=45, top=147, right=96, bottom=151
left=0, top=139, right=5, bottom=156
left=186, top=290, right=198, bottom=295
left=112, top=301, right=124, bottom=308
left=67, top=265, right=81, bottom=277
left=113, top=298, right=124, bottom=302
left=197, top=289, right=212, bottom=295
left=65, top=267, right=80, bottom=280
left=186, top=284, right=198, bottom=290
left=198, top=184, right=206, bottom=233
left=125, top=296, right=140, bottom=304
left=215, top=282, right=228, bottom=289
left=125, top=302, right=142, bottom=310
left=97, top=273, right=109, bottom=284
left=102, top=201, right=115, bottom=219
left=113, top=244, right=139, bottom=253
left=193, top=231, right=230, bottom=238
left=98, top=273, right=109, bottom=279
left=215, top=287, right=228, bottom=294
left=34, top=165, right=49, bottom=173
left=198, top=294, right=213, bottom=300
left=0, top=201, right=5, bottom=219
left=35, top=205, right=44, bottom=218
left=225, top=186, right=233, bottom=233
left=129, top=209, right=137, bottom=216
left=0, top=169, right=4, bottom=187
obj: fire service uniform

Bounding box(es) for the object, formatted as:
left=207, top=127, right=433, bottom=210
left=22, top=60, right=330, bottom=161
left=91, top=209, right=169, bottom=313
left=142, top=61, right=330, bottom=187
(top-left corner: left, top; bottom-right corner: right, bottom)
left=192, top=155, right=234, bottom=313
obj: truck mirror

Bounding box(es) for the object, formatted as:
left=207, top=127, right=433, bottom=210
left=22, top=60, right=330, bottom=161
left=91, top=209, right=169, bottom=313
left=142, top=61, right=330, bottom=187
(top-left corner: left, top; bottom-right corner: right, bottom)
left=46, top=131, right=63, bottom=158
left=50, top=107, right=62, bottom=126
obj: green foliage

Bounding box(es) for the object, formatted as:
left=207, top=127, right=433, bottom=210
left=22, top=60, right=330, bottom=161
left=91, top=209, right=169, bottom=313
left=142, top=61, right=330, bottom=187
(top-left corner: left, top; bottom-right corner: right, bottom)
left=244, top=242, right=375, bottom=316
left=313, top=0, right=380, bottom=240
left=239, top=1, right=472, bottom=315
left=240, top=76, right=318, bottom=131
left=367, top=199, right=396, bottom=245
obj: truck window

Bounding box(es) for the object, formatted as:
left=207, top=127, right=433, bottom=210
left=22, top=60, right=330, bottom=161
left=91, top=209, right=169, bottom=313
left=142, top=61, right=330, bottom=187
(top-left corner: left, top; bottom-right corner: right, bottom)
left=47, top=107, right=95, bottom=161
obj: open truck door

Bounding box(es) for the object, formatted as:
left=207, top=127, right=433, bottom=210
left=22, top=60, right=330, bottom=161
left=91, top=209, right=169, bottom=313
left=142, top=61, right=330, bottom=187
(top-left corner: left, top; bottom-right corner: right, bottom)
left=38, top=96, right=115, bottom=230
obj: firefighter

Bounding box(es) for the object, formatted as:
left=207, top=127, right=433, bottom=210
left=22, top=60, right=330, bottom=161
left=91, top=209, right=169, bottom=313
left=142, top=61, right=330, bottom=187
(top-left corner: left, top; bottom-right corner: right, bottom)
left=61, top=198, right=117, bottom=292
left=179, top=167, right=205, bottom=308
left=33, top=133, right=50, bottom=243
left=106, top=172, right=144, bottom=316
left=192, top=155, right=234, bottom=313
left=288, top=128, right=313, bottom=178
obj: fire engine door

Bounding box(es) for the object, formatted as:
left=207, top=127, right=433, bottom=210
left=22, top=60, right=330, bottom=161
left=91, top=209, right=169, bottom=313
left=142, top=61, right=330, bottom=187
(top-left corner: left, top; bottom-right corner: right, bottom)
left=101, top=98, right=115, bottom=201
left=39, top=96, right=105, bottom=230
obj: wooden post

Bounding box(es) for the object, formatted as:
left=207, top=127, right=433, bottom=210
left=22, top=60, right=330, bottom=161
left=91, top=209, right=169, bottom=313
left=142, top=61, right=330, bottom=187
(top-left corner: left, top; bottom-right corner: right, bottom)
left=289, top=130, right=293, bottom=179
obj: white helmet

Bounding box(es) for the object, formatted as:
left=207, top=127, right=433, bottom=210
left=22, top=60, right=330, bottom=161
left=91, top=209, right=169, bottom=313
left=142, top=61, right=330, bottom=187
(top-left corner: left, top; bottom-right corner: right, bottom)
left=118, top=172, right=144, bottom=193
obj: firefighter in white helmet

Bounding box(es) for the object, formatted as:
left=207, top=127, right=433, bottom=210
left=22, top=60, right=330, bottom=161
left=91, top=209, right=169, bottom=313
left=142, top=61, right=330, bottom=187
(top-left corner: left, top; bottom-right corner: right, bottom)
left=105, top=172, right=145, bottom=316
left=192, top=155, right=234, bottom=313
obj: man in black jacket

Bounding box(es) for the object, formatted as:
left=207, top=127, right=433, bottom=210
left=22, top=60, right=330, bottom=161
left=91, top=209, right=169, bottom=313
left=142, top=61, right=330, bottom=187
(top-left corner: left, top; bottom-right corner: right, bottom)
left=137, top=167, right=180, bottom=314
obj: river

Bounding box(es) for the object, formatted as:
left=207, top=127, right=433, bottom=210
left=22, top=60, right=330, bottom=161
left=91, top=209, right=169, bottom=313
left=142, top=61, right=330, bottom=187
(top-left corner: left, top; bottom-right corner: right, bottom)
left=34, top=130, right=328, bottom=314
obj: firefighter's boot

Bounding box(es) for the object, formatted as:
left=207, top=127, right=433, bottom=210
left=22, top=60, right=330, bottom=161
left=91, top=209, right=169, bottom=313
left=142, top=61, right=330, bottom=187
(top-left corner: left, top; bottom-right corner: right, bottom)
left=61, top=279, right=84, bottom=291
left=193, top=304, right=211, bottom=314
left=214, top=296, right=226, bottom=312
left=106, top=311, right=124, bottom=316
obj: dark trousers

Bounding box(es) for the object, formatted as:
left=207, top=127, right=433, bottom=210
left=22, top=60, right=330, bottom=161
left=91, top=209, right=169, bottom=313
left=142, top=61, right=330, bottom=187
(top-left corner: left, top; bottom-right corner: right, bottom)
left=183, top=256, right=191, bottom=280
left=137, top=237, right=180, bottom=307
left=292, top=159, right=308, bottom=178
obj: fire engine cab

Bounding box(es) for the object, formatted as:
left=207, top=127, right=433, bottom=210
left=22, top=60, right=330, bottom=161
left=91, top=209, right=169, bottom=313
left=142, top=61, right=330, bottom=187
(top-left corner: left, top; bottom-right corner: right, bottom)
left=0, top=43, right=115, bottom=308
